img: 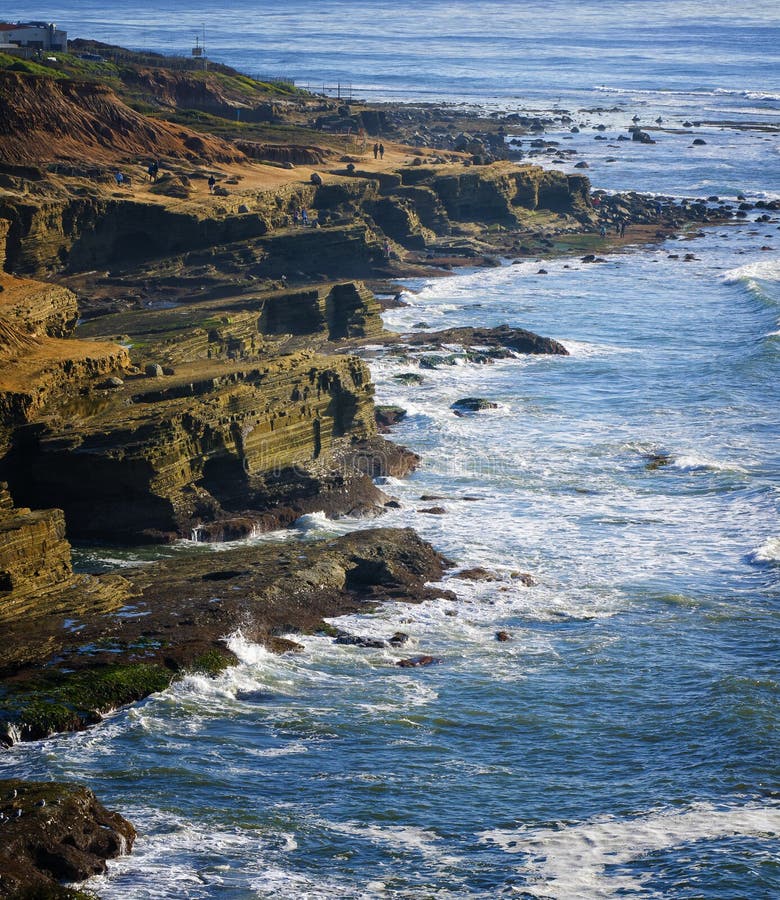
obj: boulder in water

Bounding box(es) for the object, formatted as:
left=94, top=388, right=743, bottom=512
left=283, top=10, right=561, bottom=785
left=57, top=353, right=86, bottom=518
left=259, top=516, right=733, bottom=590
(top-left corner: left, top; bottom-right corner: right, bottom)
left=451, top=398, right=499, bottom=414
left=396, top=655, right=442, bottom=668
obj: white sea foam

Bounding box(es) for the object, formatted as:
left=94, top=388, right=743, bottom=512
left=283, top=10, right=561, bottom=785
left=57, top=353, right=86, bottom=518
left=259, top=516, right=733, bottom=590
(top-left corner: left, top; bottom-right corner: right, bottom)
left=748, top=537, right=780, bottom=564
left=671, top=452, right=747, bottom=474
left=560, top=339, right=638, bottom=358
left=723, top=257, right=780, bottom=285
left=226, top=629, right=274, bottom=666
left=480, top=800, right=780, bottom=899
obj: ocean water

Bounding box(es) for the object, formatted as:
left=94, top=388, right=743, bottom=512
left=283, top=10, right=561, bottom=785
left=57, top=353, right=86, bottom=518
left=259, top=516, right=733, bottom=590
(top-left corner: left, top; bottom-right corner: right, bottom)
left=2, top=2, right=780, bottom=898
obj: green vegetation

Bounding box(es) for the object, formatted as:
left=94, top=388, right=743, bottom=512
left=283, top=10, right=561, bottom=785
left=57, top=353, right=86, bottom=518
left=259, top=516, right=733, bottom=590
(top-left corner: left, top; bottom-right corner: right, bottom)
left=190, top=648, right=235, bottom=676
left=0, top=52, right=68, bottom=79
left=1, top=663, right=173, bottom=739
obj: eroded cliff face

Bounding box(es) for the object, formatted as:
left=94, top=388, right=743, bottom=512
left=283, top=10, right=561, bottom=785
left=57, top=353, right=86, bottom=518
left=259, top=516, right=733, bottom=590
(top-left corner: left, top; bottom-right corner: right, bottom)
left=0, top=161, right=591, bottom=278
left=0, top=273, right=129, bottom=438
left=0, top=194, right=272, bottom=275
left=398, top=163, right=591, bottom=222
left=6, top=351, right=383, bottom=542
left=0, top=267, right=410, bottom=543
left=0, top=482, right=73, bottom=598
left=0, top=70, right=245, bottom=167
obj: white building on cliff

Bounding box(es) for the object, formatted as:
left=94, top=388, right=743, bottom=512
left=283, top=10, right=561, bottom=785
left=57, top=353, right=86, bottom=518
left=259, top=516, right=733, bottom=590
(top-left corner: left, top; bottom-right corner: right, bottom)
left=0, top=21, right=67, bottom=55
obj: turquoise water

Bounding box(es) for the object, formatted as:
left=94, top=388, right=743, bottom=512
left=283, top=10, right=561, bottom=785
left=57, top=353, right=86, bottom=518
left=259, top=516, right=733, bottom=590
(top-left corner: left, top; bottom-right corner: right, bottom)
left=2, top=2, right=780, bottom=897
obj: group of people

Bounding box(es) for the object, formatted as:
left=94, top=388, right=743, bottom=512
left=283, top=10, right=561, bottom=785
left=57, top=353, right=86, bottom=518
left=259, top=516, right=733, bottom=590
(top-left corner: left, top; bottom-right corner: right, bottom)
left=372, top=142, right=385, bottom=160
left=599, top=218, right=627, bottom=238
left=292, top=207, right=315, bottom=227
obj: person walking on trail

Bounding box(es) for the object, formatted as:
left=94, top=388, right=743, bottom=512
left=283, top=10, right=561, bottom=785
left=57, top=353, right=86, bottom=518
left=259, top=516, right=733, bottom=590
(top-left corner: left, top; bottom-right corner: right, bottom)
left=301, top=207, right=309, bottom=226
left=373, top=142, right=379, bottom=159
left=379, top=143, right=385, bottom=160
left=208, top=174, right=216, bottom=194
left=599, top=223, right=607, bottom=238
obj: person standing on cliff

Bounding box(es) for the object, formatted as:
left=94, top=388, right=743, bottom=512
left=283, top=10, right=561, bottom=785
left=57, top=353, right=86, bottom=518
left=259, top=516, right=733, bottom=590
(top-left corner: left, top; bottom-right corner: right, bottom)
left=373, top=142, right=379, bottom=159
left=379, top=143, right=385, bottom=160
left=208, top=174, right=216, bottom=194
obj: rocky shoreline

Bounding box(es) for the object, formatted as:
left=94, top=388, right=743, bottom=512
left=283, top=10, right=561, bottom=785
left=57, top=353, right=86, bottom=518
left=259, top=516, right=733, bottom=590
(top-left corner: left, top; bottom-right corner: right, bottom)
left=0, top=40, right=760, bottom=898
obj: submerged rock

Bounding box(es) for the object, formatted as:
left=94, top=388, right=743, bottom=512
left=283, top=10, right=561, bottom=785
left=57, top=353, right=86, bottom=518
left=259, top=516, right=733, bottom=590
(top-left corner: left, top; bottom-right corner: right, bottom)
left=334, top=632, right=387, bottom=649
left=453, top=567, right=499, bottom=582
left=393, top=372, right=425, bottom=385
left=450, top=397, right=499, bottom=414
left=396, top=655, right=442, bottom=668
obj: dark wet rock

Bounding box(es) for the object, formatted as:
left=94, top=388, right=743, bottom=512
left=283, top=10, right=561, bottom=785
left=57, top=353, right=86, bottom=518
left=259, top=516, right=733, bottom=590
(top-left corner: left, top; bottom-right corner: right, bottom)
left=453, top=567, right=499, bottom=582
left=631, top=130, right=656, bottom=144
left=419, top=506, right=447, bottom=515
left=201, top=569, right=245, bottom=581
left=334, top=631, right=387, bottom=649
left=537, top=268, right=548, bottom=274
left=511, top=572, right=537, bottom=586
left=393, top=372, right=425, bottom=385
left=0, top=778, right=135, bottom=897
left=495, top=631, right=512, bottom=642
left=450, top=397, right=499, bottom=414
left=645, top=452, right=672, bottom=470
left=389, top=632, right=410, bottom=646
left=384, top=499, right=402, bottom=509
left=403, top=325, right=568, bottom=357
left=692, top=138, right=707, bottom=145
left=396, top=655, right=442, bottom=668
left=419, top=353, right=458, bottom=369
left=375, top=405, right=407, bottom=432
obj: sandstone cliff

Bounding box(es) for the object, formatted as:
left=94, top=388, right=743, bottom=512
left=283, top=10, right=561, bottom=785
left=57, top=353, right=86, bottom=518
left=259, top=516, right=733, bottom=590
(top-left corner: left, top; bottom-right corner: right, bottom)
left=0, top=70, right=246, bottom=167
